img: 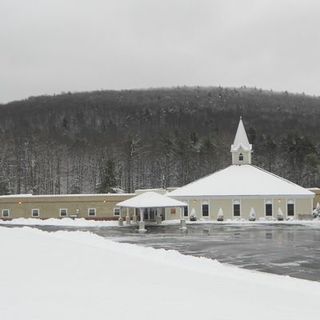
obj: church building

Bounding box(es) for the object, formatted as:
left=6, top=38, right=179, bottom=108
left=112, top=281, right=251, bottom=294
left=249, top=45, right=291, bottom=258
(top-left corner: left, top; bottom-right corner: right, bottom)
left=169, top=118, right=314, bottom=220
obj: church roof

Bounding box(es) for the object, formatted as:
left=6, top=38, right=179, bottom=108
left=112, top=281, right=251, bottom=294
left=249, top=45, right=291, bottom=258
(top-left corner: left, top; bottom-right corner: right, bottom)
left=169, top=165, right=314, bottom=198
left=117, top=191, right=187, bottom=208
left=231, top=118, right=252, bottom=152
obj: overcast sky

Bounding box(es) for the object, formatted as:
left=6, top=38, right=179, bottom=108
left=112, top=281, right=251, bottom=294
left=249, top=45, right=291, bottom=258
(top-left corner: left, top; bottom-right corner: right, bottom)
left=1, top=0, right=320, bottom=103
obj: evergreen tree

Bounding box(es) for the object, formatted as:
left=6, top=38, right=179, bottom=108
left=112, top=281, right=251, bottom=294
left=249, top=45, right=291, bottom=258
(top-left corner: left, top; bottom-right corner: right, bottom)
left=99, top=159, right=117, bottom=193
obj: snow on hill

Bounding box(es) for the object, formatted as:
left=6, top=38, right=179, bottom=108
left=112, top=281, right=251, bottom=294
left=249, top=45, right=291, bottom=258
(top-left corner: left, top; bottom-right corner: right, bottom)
left=0, top=227, right=319, bottom=320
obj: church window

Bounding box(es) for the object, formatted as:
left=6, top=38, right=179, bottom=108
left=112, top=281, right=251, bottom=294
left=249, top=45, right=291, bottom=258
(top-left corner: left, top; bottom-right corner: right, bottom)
left=287, top=200, right=295, bottom=216
left=265, top=201, right=273, bottom=216
left=202, top=203, right=209, bottom=216
left=239, top=153, right=244, bottom=161
left=233, top=200, right=240, bottom=216
left=113, top=207, right=120, bottom=216
left=88, top=208, right=96, bottom=216
left=60, top=208, right=68, bottom=217
left=32, top=208, right=40, bottom=217
left=2, top=209, right=10, bottom=217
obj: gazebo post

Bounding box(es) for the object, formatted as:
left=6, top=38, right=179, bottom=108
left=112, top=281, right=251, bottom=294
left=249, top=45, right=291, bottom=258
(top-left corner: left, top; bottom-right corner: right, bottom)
left=132, top=209, right=137, bottom=224
left=118, top=207, right=124, bottom=226
left=125, top=208, right=130, bottom=225
left=139, top=208, right=146, bottom=233
left=180, top=206, right=187, bottom=231
left=156, top=207, right=162, bottom=224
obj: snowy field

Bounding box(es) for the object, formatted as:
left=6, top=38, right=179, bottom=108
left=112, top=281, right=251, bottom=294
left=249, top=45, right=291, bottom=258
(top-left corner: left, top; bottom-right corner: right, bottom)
left=0, top=217, right=119, bottom=227
left=1, top=227, right=320, bottom=320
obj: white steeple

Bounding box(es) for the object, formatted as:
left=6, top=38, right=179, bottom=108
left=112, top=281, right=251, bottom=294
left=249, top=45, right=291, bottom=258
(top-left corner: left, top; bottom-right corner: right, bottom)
left=231, top=117, right=252, bottom=165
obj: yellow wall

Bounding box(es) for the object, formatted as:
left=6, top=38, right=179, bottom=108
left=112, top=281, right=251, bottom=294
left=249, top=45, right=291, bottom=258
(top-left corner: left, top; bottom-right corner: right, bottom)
left=165, top=207, right=184, bottom=220
left=241, top=199, right=264, bottom=219
left=0, top=194, right=133, bottom=220
left=0, top=194, right=313, bottom=221
left=296, top=198, right=313, bottom=218
left=208, top=199, right=231, bottom=220
left=308, top=188, right=320, bottom=209
left=174, top=197, right=313, bottom=220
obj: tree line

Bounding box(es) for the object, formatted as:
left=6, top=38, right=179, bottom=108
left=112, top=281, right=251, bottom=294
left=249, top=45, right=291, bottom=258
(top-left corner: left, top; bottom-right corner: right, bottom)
left=0, top=86, right=319, bottom=195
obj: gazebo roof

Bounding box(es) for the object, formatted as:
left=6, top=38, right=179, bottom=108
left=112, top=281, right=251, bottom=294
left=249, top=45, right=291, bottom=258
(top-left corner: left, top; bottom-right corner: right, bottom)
left=116, top=191, right=187, bottom=208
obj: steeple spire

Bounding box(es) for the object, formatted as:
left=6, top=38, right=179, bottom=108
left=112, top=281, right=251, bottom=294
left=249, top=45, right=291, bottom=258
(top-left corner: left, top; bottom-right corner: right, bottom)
left=231, top=117, right=252, bottom=165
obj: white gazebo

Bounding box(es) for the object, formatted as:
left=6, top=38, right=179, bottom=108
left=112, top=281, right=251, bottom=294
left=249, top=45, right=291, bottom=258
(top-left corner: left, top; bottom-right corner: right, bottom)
left=116, top=191, right=187, bottom=232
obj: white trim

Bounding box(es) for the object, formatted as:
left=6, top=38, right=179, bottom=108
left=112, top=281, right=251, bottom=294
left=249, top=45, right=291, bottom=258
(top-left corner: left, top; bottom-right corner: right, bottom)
left=286, top=199, right=295, bottom=217
left=232, top=199, right=241, bottom=217
left=201, top=201, right=209, bottom=217
left=31, top=208, right=40, bottom=217
left=2, top=208, right=10, bottom=218
left=172, top=194, right=313, bottom=200
left=59, top=208, right=68, bottom=217
left=88, top=208, right=96, bottom=217
left=264, top=199, right=273, bottom=217
left=113, top=207, right=120, bottom=216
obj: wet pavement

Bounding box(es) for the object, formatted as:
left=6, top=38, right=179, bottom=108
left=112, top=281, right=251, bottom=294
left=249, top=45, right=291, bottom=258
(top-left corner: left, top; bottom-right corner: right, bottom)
left=3, top=223, right=320, bottom=282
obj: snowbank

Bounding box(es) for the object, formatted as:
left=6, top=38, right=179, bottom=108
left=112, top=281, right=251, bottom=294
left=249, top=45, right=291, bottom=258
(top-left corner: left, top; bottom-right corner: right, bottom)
left=1, top=217, right=320, bottom=228
left=0, top=227, right=319, bottom=320
left=0, top=217, right=119, bottom=227
left=163, top=218, right=320, bottom=227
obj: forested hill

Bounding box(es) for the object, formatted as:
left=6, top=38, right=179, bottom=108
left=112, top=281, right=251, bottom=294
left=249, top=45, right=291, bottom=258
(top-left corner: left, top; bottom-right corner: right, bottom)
left=0, top=86, right=320, bottom=195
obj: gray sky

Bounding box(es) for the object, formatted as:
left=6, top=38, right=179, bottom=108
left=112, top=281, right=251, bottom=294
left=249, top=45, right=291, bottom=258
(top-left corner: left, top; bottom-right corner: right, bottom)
left=1, top=0, right=320, bottom=103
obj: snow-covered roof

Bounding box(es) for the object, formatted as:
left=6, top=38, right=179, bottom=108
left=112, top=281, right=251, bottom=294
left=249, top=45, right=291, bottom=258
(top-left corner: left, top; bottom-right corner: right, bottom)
left=0, top=193, right=133, bottom=199
left=116, top=191, right=187, bottom=208
left=308, top=187, right=320, bottom=194
left=169, top=165, right=314, bottom=198
left=230, top=118, right=252, bottom=152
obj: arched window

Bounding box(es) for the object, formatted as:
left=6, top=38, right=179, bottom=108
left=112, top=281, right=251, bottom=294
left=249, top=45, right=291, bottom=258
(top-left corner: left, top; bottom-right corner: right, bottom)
left=239, top=153, right=243, bottom=161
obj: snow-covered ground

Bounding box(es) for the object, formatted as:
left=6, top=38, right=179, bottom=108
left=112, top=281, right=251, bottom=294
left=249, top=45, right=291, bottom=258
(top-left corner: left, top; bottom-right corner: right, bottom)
left=0, top=217, right=320, bottom=228
left=164, top=218, right=320, bottom=227
left=0, top=217, right=119, bottom=227
left=0, top=227, right=320, bottom=320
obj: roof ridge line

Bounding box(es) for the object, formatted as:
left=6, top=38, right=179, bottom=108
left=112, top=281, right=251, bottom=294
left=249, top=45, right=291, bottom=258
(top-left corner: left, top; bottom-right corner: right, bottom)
left=169, top=165, right=233, bottom=195
left=251, top=165, right=307, bottom=189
